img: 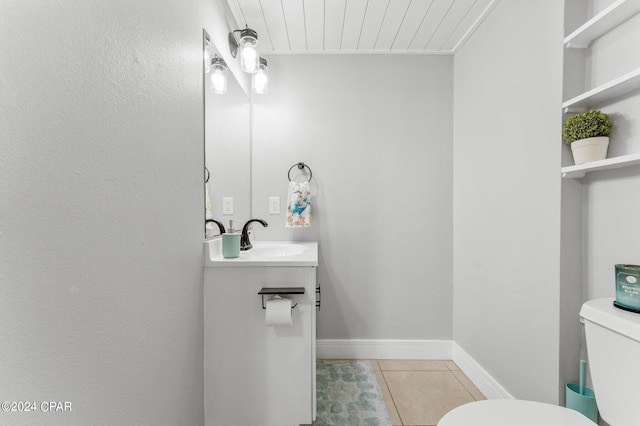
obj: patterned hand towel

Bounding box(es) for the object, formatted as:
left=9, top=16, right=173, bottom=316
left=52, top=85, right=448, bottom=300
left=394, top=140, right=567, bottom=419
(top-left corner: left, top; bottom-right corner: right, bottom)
left=286, top=181, right=311, bottom=228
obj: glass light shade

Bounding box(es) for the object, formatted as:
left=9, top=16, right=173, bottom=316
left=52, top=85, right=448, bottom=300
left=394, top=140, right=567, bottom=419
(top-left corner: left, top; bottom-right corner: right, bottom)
left=210, top=68, right=227, bottom=94
left=210, top=56, right=227, bottom=95
left=252, top=58, right=268, bottom=94
left=252, top=69, right=268, bottom=94
left=239, top=30, right=259, bottom=73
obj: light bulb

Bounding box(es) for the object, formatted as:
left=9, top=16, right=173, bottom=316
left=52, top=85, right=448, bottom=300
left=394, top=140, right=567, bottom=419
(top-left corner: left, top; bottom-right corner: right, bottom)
left=210, top=68, right=227, bottom=94
left=210, top=56, right=227, bottom=95
left=239, top=29, right=259, bottom=73
left=252, top=57, right=268, bottom=94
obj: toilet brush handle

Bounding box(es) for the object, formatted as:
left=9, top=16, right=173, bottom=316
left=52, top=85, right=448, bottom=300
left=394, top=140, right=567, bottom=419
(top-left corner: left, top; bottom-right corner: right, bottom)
left=579, top=360, right=586, bottom=395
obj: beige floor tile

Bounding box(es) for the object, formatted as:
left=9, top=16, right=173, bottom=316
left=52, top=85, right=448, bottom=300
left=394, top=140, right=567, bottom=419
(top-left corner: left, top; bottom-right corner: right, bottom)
left=375, top=370, right=403, bottom=426
left=443, top=360, right=460, bottom=371
left=452, top=371, right=486, bottom=401
left=369, top=359, right=381, bottom=370
left=384, top=371, right=475, bottom=425
left=378, top=359, right=449, bottom=371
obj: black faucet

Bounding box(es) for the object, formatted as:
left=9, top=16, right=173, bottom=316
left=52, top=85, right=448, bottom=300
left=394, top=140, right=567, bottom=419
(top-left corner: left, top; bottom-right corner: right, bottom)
left=240, top=219, right=268, bottom=251
left=205, top=219, right=226, bottom=236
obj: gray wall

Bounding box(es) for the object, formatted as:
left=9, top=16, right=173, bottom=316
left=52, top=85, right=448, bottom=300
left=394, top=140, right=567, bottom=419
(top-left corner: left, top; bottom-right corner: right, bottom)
left=251, top=55, right=454, bottom=340
left=582, top=7, right=640, bottom=300
left=0, top=1, right=213, bottom=424
left=452, top=1, right=564, bottom=403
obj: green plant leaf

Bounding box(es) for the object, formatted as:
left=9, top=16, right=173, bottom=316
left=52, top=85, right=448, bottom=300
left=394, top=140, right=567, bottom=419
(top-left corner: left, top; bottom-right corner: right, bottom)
left=562, top=110, right=613, bottom=144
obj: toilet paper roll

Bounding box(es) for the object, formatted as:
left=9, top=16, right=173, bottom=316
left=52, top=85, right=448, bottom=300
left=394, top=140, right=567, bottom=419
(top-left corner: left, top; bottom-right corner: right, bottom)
left=265, top=296, right=293, bottom=326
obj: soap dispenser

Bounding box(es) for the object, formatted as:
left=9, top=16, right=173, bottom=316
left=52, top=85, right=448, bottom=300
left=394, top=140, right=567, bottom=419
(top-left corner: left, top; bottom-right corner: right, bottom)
left=222, top=220, right=241, bottom=258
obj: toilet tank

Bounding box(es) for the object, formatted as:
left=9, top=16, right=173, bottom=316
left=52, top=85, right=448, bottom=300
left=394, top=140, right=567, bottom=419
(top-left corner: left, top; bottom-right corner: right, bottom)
left=580, top=298, right=640, bottom=425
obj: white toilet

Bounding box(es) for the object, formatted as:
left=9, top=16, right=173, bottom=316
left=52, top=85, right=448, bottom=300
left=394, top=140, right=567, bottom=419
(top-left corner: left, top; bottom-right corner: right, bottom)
left=439, top=298, right=640, bottom=425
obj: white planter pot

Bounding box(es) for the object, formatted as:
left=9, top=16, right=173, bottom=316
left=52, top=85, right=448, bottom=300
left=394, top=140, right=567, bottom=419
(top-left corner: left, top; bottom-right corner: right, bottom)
left=570, top=136, right=609, bottom=165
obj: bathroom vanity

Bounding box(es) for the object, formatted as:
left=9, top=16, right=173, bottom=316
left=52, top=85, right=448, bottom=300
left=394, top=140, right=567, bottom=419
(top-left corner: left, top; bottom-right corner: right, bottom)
left=204, top=239, right=318, bottom=426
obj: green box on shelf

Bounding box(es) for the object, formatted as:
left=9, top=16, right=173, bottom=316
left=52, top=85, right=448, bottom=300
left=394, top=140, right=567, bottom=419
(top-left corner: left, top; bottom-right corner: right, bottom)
left=615, top=264, right=640, bottom=312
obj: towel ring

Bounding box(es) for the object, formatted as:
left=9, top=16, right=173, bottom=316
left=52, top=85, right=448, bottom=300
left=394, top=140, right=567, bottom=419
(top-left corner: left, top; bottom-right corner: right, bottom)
left=287, top=162, right=313, bottom=182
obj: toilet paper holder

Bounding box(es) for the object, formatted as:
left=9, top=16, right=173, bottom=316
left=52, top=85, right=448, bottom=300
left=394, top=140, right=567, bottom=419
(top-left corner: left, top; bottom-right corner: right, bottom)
left=259, top=287, right=305, bottom=309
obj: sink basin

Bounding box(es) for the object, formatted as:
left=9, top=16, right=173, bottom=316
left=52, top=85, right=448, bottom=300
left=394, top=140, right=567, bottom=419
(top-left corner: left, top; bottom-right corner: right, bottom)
left=204, top=239, right=317, bottom=267
left=249, top=243, right=307, bottom=258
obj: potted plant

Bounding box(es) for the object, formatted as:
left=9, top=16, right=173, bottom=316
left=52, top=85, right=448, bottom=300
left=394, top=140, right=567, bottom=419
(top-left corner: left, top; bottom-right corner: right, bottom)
left=562, top=109, right=613, bottom=165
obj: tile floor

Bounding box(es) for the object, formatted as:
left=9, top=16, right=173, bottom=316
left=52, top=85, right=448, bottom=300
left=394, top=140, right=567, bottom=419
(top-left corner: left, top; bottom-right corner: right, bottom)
left=369, top=359, right=486, bottom=426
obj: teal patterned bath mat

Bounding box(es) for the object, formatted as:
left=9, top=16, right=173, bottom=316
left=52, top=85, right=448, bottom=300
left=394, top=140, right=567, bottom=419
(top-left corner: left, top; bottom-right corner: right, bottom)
left=315, top=360, right=392, bottom=426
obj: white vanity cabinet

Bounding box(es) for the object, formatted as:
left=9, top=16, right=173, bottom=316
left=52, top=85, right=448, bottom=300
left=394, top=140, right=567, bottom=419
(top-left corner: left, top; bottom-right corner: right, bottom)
left=204, top=241, right=317, bottom=426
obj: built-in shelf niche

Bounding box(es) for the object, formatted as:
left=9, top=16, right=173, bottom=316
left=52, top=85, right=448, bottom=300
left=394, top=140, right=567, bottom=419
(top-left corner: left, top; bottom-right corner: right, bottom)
left=561, top=1, right=640, bottom=178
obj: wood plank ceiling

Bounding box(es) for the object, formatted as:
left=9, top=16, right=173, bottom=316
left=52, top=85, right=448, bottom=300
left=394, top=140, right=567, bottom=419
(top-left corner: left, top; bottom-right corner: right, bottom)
left=226, top=0, right=497, bottom=54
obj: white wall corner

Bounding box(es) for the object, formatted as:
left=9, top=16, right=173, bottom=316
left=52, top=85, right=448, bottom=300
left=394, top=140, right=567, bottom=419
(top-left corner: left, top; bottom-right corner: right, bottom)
left=452, top=343, right=514, bottom=400
left=316, top=339, right=453, bottom=360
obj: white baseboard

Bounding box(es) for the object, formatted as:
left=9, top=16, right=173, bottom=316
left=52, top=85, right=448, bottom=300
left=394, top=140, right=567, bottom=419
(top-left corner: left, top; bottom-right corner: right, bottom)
left=452, top=342, right=514, bottom=400
left=316, top=339, right=453, bottom=360
left=316, top=339, right=513, bottom=401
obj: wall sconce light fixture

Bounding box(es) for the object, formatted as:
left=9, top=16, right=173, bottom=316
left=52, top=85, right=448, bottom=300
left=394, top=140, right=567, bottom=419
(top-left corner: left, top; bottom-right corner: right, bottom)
left=229, top=27, right=259, bottom=74
left=210, top=55, right=228, bottom=95
left=252, top=57, right=268, bottom=94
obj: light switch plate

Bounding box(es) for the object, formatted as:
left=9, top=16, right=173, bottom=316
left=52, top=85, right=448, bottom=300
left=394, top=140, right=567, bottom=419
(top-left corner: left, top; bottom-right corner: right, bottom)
left=222, top=197, right=234, bottom=215
left=269, top=197, right=280, bottom=214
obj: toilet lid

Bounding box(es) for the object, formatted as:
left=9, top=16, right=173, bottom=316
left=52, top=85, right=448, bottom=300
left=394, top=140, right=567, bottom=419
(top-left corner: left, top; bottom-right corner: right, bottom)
left=438, top=400, right=595, bottom=426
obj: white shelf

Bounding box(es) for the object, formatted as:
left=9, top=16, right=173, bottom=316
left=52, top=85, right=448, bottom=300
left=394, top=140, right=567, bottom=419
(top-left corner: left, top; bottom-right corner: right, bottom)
left=561, top=152, right=640, bottom=178
left=562, top=67, right=640, bottom=112
left=561, top=2, right=640, bottom=178
left=565, top=0, right=640, bottom=48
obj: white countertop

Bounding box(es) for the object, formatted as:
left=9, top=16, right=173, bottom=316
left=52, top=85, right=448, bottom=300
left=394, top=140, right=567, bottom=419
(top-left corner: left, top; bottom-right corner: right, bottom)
left=204, top=239, right=318, bottom=267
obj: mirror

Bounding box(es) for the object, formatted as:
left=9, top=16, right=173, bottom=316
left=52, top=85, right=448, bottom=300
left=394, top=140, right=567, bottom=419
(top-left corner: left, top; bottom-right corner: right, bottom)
left=203, top=29, right=251, bottom=236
